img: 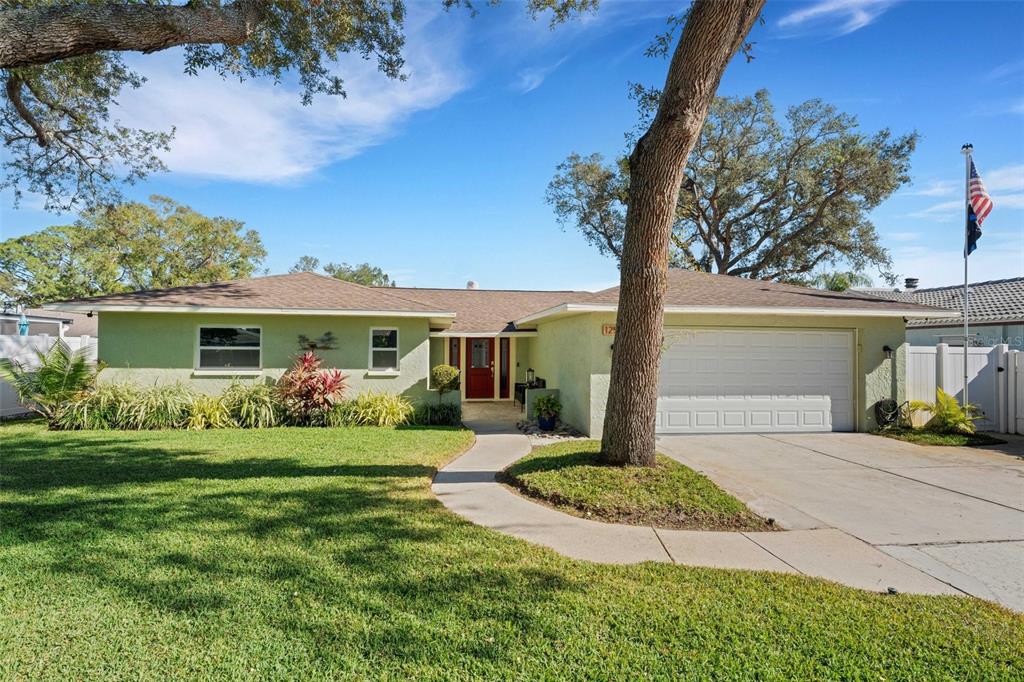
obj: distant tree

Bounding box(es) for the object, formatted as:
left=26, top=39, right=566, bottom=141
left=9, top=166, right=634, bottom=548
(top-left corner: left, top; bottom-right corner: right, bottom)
left=290, top=256, right=395, bottom=287
left=289, top=256, right=321, bottom=274
left=0, top=195, right=265, bottom=305
left=810, top=271, right=873, bottom=292
left=548, top=89, right=915, bottom=284
left=1, top=1, right=596, bottom=212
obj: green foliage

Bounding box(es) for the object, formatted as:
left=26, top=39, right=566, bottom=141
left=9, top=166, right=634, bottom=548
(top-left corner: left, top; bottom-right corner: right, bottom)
left=54, top=383, right=196, bottom=430
left=504, top=440, right=770, bottom=530
left=533, top=394, right=561, bottom=418
left=547, top=89, right=916, bottom=283
left=2, top=53, right=171, bottom=212
left=221, top=382, right=283, bottom=429
left=910, top=388, right=980, bottom=435
left=810, top=270, right=874, bottom=292
left=413, top=402, right=463, bottom=427
left=339, top=391, right=414, bottom=427
left=0, top=338, right=98, bottom=421
left=289, top=255, right=395, bottom=287
left=430, top=364, right=460, bottom=403
left=186, top=394, right=233, bottom=431
left=0, top=196, right=266, bottom=306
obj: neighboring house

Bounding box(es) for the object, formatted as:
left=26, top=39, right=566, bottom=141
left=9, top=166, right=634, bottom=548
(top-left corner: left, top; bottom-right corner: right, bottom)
left=46, top=270, right=951, bottom=435
left=857, top=277, right=1024, bottom=350
left=0, top=308, right=97, bottom=338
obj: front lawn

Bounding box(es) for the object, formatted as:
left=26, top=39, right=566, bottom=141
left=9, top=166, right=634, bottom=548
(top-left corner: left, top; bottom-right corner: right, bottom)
left=2, top=422, right=1022, bottom=679
left=502, top=440, right=772, bottom=530
left=878, top=428, right=1008, bottom=447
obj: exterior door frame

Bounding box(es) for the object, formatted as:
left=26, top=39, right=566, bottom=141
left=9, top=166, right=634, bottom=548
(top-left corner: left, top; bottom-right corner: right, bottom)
left=465, top=337, right=495, bottom=400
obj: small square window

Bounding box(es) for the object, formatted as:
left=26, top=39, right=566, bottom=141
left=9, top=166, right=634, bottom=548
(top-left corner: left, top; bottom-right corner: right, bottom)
left=369, top=328, right=399, bottom=371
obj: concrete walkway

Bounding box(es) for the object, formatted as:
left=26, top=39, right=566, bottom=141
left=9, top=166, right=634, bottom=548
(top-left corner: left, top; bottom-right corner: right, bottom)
left=432, top=418, right=967, bottom=600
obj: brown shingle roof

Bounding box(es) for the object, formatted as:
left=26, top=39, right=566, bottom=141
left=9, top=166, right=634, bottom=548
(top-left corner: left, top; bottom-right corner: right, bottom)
left=384, top=287, right=594, bottom=333
left=584, top=269, right=953, bottom=314
left=48, top=272, right=448, bottom=315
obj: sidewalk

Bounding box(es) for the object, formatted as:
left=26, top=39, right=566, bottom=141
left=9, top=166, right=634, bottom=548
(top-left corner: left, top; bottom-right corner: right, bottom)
left=431, top=422, right=966, bottom=598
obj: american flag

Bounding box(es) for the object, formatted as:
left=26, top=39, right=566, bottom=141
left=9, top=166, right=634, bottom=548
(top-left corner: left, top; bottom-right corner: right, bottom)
left=969, top=159, right=993, bottom=225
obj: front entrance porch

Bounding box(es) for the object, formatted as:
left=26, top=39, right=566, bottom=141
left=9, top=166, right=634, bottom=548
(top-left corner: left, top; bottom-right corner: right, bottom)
left=461, top=401, right=522, bottom=433
left=439, top=334, right=530, bottom=402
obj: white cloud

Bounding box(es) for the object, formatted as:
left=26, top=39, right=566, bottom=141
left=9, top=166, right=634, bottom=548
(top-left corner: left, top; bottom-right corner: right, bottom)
left=982, top=164, right=1024, bottom=192
left=777, top=0, right=898, bottom=36
left=987, top=60, right=1024, bottom=82
left=908, top=179, right=956, bottom=197
left=511, top=57, right=568, bottom=94
left=907, top=199, right=961, bottom=222
left=114, top=7, right=467, bottom=183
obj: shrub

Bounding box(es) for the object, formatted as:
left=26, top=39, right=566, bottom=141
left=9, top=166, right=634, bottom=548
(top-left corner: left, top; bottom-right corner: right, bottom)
left=413, top=402, right=462, bottom=426
left=186, top=394, right=233, bottom=430
left=430, top=364, right=460, bottom=404
left=343, top=391, right=414, bottom=427
left=910, top=388, right=980, bottom=435
left=325, top=400, right=358, bottom=427
left=54, top=383, right=195, bottom=430
left=276, top=351, right=347, bottom=425
left=0, top=339, right=99, bottom=423
left=222, top=381, right=282, bottom=429
left=533, top=394, right=561, bottom=419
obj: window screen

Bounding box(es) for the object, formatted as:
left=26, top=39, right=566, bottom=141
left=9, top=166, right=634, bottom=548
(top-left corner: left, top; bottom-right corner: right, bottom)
left=198, top=327, right=260, bottom=369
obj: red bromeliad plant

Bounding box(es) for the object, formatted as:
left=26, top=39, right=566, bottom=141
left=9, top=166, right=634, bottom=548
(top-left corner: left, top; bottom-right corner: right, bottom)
left=277, top=352, right=348, bottom=425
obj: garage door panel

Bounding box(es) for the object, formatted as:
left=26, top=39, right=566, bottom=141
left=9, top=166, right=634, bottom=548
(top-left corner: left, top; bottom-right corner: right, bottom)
left=657, top=328, right=855, bottom=434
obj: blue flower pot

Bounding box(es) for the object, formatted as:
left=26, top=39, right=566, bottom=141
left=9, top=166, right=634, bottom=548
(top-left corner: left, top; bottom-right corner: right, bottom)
left=537, top=414, right=557, bottom=431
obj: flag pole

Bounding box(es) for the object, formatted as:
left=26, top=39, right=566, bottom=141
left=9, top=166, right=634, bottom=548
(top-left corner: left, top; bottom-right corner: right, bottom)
left=961, top=143, right=972, bottom=408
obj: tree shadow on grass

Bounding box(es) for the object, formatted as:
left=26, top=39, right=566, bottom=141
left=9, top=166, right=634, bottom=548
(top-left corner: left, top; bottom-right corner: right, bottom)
left=0, top=429, right=584, bottom=672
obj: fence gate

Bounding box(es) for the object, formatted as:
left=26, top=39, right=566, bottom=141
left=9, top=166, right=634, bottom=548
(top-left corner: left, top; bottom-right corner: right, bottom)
left=907, top=343, right=1020, bottom=434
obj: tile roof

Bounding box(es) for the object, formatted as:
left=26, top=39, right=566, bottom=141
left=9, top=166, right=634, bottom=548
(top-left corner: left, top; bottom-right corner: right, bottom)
left=585, top=269, right=949, bottom=314
left=49, top=272, right=448, bottom=315
left=904, top=277, right=1024, bottom=327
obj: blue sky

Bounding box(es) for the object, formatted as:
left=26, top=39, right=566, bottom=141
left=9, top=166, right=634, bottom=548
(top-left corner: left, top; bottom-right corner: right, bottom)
left=1, top=0, right=1022, bottom=291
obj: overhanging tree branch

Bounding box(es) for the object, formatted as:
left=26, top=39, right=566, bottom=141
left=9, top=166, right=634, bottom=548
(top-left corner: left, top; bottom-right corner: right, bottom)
left=0, top=2, right=264, bottom=69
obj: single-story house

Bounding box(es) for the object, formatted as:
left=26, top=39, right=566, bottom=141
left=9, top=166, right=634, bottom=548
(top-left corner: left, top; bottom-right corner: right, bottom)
left=46, top=269, right=952, bottom=435
left=856, top=277, right=1023, bottom=350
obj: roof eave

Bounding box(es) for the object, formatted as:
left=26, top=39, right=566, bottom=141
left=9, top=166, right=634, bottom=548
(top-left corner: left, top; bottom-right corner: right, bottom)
left=514, top=303, right=957, bottom=327
left=43, top=302, right=457, bottom=323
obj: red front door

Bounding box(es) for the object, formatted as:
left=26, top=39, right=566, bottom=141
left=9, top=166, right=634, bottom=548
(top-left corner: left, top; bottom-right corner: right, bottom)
left=465, top=338, right=494, bottom=399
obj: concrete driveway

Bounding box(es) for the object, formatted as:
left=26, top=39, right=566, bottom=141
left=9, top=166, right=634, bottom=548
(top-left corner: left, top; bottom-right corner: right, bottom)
left=656, top=432, right=1024, bottom=611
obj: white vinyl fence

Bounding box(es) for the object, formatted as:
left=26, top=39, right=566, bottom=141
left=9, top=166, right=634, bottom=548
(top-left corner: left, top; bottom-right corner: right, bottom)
left=0, top=334, right=97, bottom=418
left=907, top=343, right=1023, bottom=434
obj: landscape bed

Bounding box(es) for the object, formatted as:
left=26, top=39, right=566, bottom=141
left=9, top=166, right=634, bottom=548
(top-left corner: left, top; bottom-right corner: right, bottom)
left=877, top=428, right=1007, bottom=447
left=501, top=440, right=773, bottom=531
left=1, top=421, right=1022, bottom=679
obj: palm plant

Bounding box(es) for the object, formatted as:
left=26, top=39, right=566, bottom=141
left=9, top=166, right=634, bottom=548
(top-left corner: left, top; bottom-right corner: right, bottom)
left=0, top=339, right=98, bottom=422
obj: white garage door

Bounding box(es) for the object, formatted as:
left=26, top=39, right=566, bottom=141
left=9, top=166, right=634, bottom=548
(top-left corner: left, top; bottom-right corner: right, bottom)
left=657, top=328, right=855, bottom=433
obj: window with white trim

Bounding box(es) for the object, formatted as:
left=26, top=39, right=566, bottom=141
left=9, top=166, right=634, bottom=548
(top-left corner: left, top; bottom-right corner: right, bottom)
left=198, top=327, right=261, bottom=369
left=369, top=328, right=399, bottom=371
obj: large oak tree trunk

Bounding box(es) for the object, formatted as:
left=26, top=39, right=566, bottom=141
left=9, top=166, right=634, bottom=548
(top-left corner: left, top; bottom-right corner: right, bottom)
left=600, top=0, right=764, bottom=466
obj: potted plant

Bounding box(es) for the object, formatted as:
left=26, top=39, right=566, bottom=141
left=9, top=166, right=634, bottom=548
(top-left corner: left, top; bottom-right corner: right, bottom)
left=533, top=394, right=561, bottom=432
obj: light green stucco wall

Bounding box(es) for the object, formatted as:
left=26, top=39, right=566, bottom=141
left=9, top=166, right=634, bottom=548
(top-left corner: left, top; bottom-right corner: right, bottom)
left=907, top=323, right=1023, bottom=350
left=514, top=337, right=532, bottom=383
left=531, top=312, right=908, bottom=438
left=97, top=312, right=439, bottom=403
left=530, top=316, right=605, bottom=435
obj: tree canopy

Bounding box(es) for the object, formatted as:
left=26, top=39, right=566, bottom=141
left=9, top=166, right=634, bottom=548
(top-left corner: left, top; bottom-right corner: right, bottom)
left=547, top=89, right=917, bottom=285
left=0, top=195, right=265, bottom=305
left=290, top=255, right=394, bottom=287
left=1, top=0, right=595, bottom=212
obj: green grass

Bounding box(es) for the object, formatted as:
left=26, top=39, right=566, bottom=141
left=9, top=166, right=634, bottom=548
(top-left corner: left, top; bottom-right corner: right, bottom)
left=878, top=428, right=1008, bottom=447
left=2, top=422, right=1022, bottom=679
left=502, top=440, right=772, bottom=531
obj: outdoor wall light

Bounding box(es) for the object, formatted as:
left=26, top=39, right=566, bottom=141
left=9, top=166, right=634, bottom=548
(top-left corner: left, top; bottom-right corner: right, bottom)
left=883, top=345, right=894, bottom=360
